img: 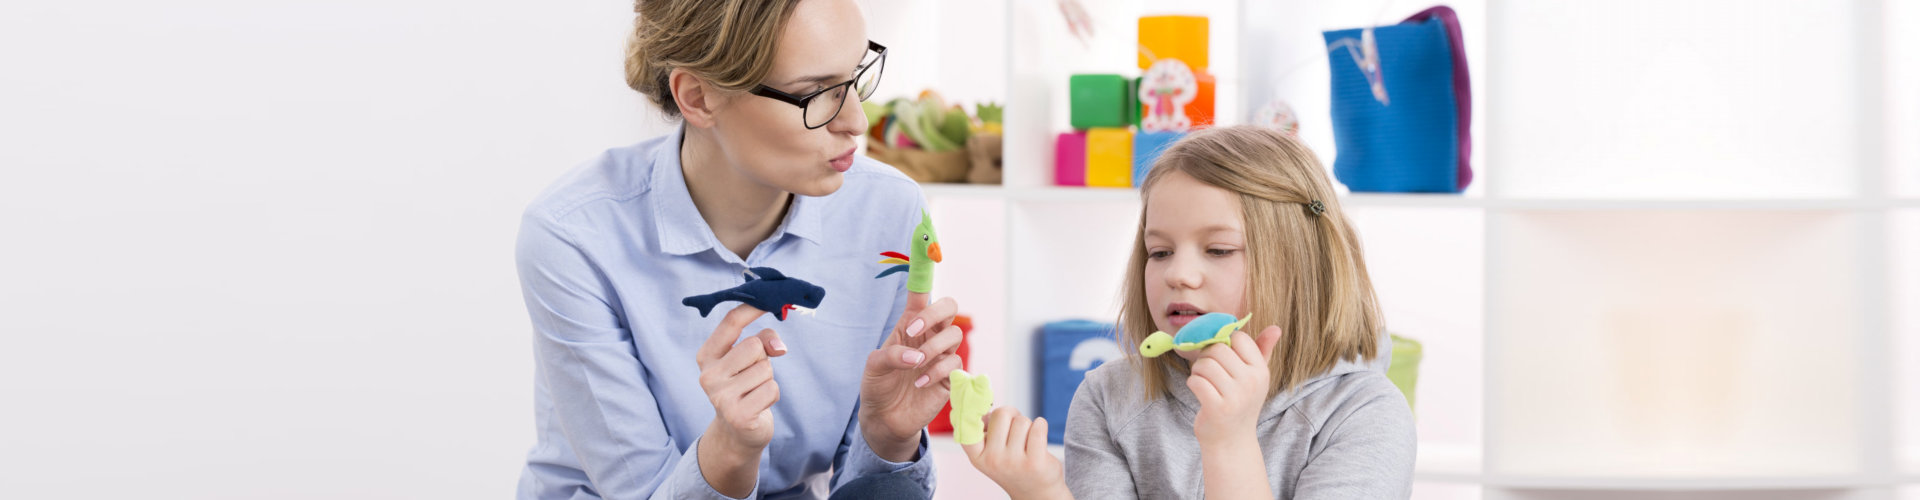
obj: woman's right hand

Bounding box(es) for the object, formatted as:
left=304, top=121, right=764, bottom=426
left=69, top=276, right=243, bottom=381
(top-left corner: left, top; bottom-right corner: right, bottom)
left=962, top=407, right=1074, bottom=500
left=694, top=304, right=789, bottom=496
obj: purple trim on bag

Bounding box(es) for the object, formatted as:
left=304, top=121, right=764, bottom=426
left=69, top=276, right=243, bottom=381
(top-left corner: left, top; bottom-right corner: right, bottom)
left=1404, top=5, right=1471, bottom=191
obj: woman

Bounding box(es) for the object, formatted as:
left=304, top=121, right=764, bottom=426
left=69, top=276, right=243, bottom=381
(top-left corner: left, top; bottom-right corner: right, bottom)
left=514, top=1, right=964, bottom=498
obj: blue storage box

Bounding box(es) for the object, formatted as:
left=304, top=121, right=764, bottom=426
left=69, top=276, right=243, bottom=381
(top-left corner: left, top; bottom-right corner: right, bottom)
left=1324, top=6, right=1472, bottom=193
left=1133, top=131, right=1184, bottom=186
left=1037, top=320, right=1125, bottom=444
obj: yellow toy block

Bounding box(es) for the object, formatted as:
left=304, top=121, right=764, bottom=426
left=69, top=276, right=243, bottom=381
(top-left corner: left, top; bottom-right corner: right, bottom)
left=1086, top=127, right=1134, bottom=187
left=1138, top=16, right=1210, bottom=70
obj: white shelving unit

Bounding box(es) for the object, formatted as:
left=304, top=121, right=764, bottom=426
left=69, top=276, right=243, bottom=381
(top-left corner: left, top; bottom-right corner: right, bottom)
left=1488, top=211, right=1868, bottom=478
left=1890, top=3, right=1920, bottom=498
left=1897, top=209, right=1920, bottom=497
left=867, top=0, right=1916, bottom=498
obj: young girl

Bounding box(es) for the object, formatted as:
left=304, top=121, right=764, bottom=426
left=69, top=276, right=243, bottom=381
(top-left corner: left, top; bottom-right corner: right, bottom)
left=961, top=125, right=1415, bottom=499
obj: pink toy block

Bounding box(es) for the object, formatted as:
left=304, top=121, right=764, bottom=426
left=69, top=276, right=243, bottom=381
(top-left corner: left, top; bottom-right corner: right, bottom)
left=1055, top=131, right=1088, bottom=186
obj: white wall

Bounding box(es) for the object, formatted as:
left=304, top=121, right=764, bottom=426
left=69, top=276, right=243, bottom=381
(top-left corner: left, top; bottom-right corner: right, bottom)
left=0, top=1, right=675, bottom=497
left=861, top=0, right=1006, bottom=106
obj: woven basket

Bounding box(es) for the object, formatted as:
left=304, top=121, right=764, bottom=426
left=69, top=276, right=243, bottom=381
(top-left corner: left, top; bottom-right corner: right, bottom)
left=866, top=136, right=969, bottom=183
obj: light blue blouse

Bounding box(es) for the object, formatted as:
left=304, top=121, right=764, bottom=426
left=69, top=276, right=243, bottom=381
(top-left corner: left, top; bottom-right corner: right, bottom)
left=514, top=127, right=932, bottom=499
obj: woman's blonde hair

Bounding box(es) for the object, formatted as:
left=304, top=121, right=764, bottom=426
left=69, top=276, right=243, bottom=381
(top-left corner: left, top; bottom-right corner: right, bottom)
left=1118, top=125, right=1384, bottom=400
left=624, top=0, right=802, bottom=117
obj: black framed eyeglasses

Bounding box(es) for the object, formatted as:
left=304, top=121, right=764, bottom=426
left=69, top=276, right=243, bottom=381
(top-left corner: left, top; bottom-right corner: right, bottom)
left=749, top=40, right=887, bottom=130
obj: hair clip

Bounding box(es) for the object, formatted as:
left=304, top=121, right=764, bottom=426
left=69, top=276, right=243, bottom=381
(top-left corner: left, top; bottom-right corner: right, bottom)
left=1308, top=200, right=1326, bottom=216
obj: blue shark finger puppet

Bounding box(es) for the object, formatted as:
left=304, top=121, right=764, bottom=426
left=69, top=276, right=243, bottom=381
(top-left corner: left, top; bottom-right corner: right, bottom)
left=682, top=267, right=826, bottom=321
left=1139, top=312, right=1251, bottom=357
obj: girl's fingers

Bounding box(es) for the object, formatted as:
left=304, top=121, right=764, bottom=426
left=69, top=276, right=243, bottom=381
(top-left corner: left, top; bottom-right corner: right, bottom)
left=1254, top=325, right=1284, bottom=359
left=1190, top=358, right=1231, bottom=393
left=961, top=441, right=984, bottom=465
left=1186, top=371, right=1222, bottom=404
left=1005, top=411, right=1032, bottom=453
left=1027, top=417, right=1050, bottom=456
left=986, top=406, right=1018, bottom=451
left=1229, top=331, right=1261, bottom=365
left=1199, top=342, right=1242, bottom=373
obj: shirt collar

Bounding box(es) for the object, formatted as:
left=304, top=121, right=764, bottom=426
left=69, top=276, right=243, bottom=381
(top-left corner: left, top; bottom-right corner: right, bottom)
left=649, top=126, right=825, bottom=257
left=782, top=191, right=825, bottom=245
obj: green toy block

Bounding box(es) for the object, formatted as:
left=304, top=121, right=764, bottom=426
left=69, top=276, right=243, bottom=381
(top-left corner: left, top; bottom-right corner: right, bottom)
left=1070, top=74, right=1131, bottom=129
left=1121, top=75, right=1136, bottom=127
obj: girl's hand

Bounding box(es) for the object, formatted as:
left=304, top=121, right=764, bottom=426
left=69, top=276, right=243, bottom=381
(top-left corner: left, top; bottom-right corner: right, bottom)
left=962, top=407, right=1073, bottom=500
left=1187, top=326, right=1284, bottom=446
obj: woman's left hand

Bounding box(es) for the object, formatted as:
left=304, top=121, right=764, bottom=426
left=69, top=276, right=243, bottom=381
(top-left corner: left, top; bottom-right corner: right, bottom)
left=1187, top=326, right=1284, bottom=445
left=858, top=290, right=966, bottom=461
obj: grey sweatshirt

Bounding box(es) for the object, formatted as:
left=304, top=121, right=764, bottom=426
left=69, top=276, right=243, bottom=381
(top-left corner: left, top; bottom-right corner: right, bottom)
left=1063, top=337, right=1415, bottom=499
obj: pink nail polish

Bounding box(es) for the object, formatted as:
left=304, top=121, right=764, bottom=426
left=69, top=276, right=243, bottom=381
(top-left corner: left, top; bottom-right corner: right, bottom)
left=903, top=350, right=925, bottom=365
left=914, top=374, right=931, bottom=387
left=906, top=319, right=925, bottom=337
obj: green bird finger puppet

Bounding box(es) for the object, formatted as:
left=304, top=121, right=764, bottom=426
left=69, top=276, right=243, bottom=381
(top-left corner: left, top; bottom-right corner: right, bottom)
left=874, top=209, right=942, bottom=293
left=1140, top=312, right=1251, bottom=358
left=948, top=369, right=993, bottom=445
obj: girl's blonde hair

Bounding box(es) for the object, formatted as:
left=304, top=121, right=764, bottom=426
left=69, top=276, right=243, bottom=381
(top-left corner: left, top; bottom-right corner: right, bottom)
left=624, top=0, right=801, bottom=117
left=1118, top=125, right=1384, bottom=400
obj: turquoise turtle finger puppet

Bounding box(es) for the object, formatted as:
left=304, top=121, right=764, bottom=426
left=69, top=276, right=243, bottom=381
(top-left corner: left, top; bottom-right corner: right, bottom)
left=1139, top=312, right=1251, bottom=358
left=875, top=209, right=942, bottom=293
left=682, top=267, right=826, bottom=321
left=948, top=369, right=993, bottom=445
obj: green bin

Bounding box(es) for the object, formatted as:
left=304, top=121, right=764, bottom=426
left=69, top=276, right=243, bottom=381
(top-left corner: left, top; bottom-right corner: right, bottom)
left=1386, top=334, right=1422, bottom=411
